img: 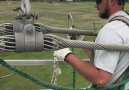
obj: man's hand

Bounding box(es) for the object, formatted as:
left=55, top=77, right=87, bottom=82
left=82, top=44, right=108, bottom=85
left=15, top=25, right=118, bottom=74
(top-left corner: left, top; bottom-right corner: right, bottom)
left=53, top=48, right=73, bottom=61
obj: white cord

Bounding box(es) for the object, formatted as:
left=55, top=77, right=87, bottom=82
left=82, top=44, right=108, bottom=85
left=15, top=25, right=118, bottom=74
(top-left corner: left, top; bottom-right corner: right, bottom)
left=51, top=57, right=61, bottom=85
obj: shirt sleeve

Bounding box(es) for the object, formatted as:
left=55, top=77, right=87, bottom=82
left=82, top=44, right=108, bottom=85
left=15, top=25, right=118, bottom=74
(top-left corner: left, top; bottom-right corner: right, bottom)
left=94, top=27, right=122, bottom=74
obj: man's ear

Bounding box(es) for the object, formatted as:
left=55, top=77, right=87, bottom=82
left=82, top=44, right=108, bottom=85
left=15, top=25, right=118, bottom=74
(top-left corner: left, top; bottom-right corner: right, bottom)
left=109, top=0, right=117, bottom=6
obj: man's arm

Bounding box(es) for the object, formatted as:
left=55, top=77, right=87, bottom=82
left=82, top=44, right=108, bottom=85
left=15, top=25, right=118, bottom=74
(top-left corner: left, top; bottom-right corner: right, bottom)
left=83, top=49, right=92, bottom=59
left=65, top=53, right=112, bottom=87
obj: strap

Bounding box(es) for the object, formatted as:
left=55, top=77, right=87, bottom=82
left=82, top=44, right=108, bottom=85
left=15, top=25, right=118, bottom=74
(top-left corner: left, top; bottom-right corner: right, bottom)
left=109, top=16, right=129, bottom=26
left=106, top=16, right=129, bottom=86
left=115, top=67, right=129, bottom=83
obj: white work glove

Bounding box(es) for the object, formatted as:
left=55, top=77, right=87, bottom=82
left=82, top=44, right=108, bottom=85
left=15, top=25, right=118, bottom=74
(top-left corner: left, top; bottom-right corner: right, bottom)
left=53, top=48, right=73, bottom=61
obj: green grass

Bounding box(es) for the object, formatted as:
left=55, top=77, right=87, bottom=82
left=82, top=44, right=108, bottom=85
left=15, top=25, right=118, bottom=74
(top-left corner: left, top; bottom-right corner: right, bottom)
left=0, top=1, right=129, bottom=90
left=0, top=1, right=96, bottom=90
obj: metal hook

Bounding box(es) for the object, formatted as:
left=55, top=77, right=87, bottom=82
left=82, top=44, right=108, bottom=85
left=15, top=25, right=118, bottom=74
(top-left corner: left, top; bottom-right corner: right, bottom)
left=68, top=13, right=76, bottom=40
left=21, top=0, right=31, bottom=19
left=68, top=13, right=74, bottom=29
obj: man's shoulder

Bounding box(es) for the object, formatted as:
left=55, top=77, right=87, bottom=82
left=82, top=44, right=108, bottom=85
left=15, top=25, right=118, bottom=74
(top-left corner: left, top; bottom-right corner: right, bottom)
left=107, top=10, right=129, bottom=23
left=105, top=15, right=129, bottom=29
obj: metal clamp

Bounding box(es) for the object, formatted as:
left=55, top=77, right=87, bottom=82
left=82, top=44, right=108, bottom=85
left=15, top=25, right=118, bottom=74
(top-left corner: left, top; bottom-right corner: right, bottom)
left=13, top=22, right=44, bottom=53
left=12, top=0, right=43, bottom=53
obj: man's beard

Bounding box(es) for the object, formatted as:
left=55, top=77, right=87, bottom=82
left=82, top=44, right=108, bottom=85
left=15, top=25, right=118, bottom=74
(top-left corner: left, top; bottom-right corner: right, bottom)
left=99, top=6, right=110, bottom=19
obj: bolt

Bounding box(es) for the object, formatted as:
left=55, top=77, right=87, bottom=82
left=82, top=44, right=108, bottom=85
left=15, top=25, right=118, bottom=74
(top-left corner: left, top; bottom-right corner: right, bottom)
left=26, top=27, right=33, bottom=34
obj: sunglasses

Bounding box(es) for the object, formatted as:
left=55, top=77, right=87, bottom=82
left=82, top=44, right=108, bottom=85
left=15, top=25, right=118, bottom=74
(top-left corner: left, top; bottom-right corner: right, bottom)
left=96, top=0, right=102, bottom=5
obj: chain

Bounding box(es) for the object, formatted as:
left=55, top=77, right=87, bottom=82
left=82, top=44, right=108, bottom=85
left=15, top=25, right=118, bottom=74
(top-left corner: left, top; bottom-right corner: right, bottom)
left=51, top=57, right=62, bottom=85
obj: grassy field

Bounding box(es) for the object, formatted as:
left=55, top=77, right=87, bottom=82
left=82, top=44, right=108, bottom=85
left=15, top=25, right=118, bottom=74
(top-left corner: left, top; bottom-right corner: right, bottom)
left=0, top=1, right=129, bottom=90
left=0, top=1, right=106, bottom=60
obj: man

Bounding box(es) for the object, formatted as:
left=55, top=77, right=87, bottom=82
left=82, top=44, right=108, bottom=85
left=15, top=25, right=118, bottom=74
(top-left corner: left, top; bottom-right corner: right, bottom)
left=54, top=0, right=129, bottom=88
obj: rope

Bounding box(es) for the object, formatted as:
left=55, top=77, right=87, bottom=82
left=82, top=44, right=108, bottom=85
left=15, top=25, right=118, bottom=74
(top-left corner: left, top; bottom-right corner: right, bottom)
left=72, top=68, right=76, bottom=89
left=1, top=23, right=129, bottom=51
left=1, top=23, right=129, bottom=52
left=1, top=58, right=129, bottom=90
left=49, top=34, right=129, bottom=51
left=0, top=58, right=98, bottom=90
left=39, top=24, right=97, bottom=36
left=51, top=57, right=61, bottom=85
left=0, top=23, right=97, bottom=36
left=71, top=48, right=76, bottom=89
left=1, top=32, right=129, bottom=52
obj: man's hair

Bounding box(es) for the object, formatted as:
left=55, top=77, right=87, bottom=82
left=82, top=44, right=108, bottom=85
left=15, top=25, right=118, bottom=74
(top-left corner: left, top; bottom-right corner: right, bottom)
left=117, top=0, right=125, bottom=5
